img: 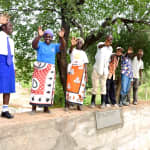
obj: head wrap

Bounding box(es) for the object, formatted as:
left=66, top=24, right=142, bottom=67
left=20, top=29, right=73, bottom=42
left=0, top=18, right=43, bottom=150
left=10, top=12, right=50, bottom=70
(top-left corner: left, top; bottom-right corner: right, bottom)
left=76, top=37, right=85, bottom=45
left=44, top=29, right=54, bottom=38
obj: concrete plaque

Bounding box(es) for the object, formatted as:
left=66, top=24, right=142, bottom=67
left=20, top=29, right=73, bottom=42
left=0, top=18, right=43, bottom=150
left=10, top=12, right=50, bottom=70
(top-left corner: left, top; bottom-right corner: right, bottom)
left=96, top=109, right=122, bottom=129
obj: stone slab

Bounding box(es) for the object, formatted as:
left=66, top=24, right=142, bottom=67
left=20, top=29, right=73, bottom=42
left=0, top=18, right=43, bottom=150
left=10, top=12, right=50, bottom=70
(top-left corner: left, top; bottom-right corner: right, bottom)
left=96, top=109, right=122, bottom=129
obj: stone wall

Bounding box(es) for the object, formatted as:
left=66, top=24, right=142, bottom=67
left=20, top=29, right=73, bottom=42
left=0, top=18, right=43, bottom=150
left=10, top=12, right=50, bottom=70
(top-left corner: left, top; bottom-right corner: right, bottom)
left=0, top=104, right=150, bottom=150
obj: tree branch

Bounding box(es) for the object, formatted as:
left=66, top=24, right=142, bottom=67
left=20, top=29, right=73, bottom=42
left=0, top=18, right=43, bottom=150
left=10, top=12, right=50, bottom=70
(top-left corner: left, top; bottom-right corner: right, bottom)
left=124, top=22, right=132, bottom=32
left=84, top=17, right=150, bottom=49
left=71, top=19, right=84, bottom=38
left=83, top=18, right=112, bottom=49
left=0, top=8, right=59, bottom=13
left=112, top=17, right=150, bottom=25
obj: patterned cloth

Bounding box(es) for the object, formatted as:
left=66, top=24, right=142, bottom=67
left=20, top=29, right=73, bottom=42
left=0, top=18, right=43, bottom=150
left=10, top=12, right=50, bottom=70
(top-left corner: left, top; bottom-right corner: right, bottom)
left=108, top=54, right=119, bottom=80
left=121, top=55, right=133, bottom=79
left=66, top=64, right=86, bottom=105
left=30, top=62, right=55, bottom=107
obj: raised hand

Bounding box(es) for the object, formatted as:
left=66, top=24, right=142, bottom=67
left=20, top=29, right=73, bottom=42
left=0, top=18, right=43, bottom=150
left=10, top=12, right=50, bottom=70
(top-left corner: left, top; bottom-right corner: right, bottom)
left=71, top=37, right=77, bottom=47
left=58, top=28, right=65, bottom=38
left=38, top=26, right=44, bottom=37
left=0, top=14, right=10, bottom=24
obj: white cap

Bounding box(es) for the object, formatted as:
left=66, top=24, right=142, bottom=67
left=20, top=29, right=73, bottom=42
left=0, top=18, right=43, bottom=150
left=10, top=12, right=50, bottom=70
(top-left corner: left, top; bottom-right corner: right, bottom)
left=116, top=47, right=124, bottom=51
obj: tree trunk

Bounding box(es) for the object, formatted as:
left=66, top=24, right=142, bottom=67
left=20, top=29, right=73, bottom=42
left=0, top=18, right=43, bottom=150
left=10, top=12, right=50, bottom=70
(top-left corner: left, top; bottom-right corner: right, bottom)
left=57, top=8, right=70, bottom=95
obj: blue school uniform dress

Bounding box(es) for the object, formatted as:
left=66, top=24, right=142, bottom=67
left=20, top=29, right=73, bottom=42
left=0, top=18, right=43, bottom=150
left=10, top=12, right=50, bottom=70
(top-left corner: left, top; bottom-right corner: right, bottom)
left=0, top=31, right=15, bottom=93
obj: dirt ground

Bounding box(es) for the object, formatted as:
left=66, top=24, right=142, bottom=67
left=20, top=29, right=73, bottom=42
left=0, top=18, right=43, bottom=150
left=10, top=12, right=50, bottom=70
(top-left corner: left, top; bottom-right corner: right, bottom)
left=0, top=86, right=31, bottom=113
left=0, top=86, right=150, bottom=114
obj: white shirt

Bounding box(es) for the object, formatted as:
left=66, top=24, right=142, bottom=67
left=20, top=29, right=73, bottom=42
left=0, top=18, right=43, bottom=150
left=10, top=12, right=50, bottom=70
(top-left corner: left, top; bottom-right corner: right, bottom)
left=0, top=31, right=15, bottom=56
left=132, top=56, right=144, bottom=79
left=93, top=42, right=113, bottom=76
left=70, top=48, right=89, bottom=65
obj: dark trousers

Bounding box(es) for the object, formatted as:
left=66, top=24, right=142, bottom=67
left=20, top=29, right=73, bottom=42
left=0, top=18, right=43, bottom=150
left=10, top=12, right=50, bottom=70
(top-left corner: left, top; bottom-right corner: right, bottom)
left=127, top=78, right=139, bottom=103
left=106, top=77, right=117, bottom=105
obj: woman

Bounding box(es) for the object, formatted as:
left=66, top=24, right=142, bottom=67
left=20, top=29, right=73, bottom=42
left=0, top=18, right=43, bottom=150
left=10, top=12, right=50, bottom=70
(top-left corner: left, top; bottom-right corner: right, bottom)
left=0, top=14, right=15, bottom=119
left=30, top=26, right=66, bottom=113
left=66, top=37, right=88, bottom=111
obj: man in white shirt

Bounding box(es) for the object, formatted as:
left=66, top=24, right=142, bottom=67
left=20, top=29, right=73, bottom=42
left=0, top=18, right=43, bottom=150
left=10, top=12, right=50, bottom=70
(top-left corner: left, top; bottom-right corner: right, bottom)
left=91, top=35, right=113, bottom=108
left=127, top=49, right=144, bottom=105
left=0, top=15, right=15, bottom=119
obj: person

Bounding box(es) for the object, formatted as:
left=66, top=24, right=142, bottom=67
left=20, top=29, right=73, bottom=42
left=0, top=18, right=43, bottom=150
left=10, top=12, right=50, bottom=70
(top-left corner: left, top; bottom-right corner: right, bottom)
left=105, top=47, right=123, bottom=107
left=127, top=49, right=144, bottom=105
left=119, top=47, right=134, bottom=107
left=66, top=37, right=88, bottom=111
left=30, top=26, right=66, bottom=113
left=91, top=35, right=113, bottom=108
left=0, top=14, right=15, bottom=118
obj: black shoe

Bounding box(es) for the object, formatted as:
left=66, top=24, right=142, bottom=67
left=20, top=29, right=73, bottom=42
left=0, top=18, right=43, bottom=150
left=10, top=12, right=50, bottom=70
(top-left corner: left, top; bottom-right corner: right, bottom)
left=1, top=111, right=14, bottom=119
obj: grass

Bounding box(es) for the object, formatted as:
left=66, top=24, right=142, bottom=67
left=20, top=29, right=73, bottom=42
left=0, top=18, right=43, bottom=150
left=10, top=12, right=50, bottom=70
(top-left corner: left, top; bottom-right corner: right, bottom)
left=17, top=81, right=150, bottom=107
left=83, top=83, right=150, bottom=105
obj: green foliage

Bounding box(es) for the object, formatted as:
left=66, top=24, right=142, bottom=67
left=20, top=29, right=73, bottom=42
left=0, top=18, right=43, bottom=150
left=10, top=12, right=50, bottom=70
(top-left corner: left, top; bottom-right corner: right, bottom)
left=113, top=27, right=150, bottom=69
left=54, top=73, right=65, bottom=107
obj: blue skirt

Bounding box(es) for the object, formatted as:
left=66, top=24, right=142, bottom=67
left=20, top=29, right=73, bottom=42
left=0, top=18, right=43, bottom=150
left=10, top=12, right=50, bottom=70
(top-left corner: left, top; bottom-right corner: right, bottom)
left=0, top=55, right=16, bottom=93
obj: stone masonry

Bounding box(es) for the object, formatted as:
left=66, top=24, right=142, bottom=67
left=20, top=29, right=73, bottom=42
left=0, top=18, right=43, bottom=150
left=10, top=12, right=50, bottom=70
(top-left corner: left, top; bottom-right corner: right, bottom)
left=0, top=104, right=150, bottom=150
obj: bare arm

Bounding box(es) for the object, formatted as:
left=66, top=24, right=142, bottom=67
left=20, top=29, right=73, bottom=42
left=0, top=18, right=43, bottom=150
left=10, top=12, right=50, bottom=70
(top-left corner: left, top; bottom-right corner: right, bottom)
left=69, top=37, right=77, bottom=54
left=32, top=26, right=44, bottom=50
left=98, top=43, right=105, bottom=48
left=139, top=69, right=143, bottom=80
left=32, top=36, right=41, bottom=49
left=0, top=14, right=9, bottom=24
left=69, top=45, right=75, bottom=54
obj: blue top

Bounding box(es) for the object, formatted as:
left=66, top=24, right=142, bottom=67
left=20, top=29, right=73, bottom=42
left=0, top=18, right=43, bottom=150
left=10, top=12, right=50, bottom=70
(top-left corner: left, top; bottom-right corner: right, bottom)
left=36, top=41, right=60, bottom=64
left=121, top=55, right=133, bottom=79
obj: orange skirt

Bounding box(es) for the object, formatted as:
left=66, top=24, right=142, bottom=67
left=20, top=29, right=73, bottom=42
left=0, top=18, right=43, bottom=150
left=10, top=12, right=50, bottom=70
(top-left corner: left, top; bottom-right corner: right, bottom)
left=66, top=64, right=86, bottom=104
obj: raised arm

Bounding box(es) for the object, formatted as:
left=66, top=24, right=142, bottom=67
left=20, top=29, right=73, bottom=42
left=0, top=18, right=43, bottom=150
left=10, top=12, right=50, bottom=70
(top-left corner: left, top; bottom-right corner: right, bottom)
left=98, top=43, right=105, bottom=48
left=32, top=26, right=44, bottom=49
left=58, top=28, right=66, bottom=50
left=0, top=14, right=10, bottom=24
left=69, top=37, right=77, bottom=54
